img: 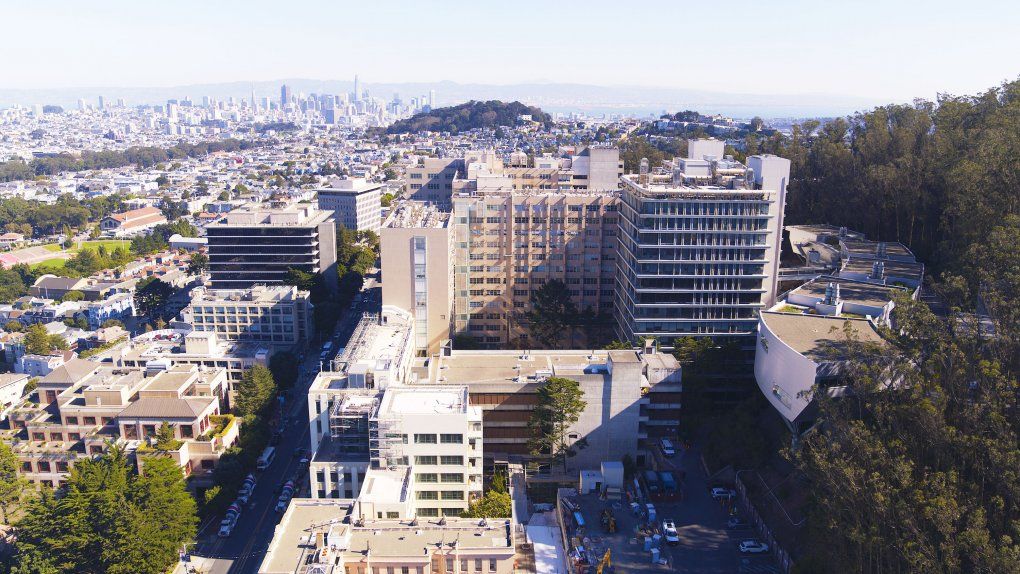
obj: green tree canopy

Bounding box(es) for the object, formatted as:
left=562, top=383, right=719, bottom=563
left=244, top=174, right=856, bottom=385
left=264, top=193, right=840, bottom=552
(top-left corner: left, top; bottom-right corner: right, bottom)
left=526, top=279, right=578, bottom=348
left=528, top=376, right=586, bottom=472
left=234, top=365, right=277, bottom=420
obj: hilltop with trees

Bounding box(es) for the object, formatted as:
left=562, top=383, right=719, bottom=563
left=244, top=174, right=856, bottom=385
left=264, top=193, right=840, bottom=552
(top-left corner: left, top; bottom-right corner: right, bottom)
left=385, top=100, right=552, bottom=134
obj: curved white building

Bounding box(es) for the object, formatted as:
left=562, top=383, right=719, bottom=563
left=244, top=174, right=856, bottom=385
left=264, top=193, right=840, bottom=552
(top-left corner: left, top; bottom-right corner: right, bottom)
left=754, top=311, right=887, bottom=433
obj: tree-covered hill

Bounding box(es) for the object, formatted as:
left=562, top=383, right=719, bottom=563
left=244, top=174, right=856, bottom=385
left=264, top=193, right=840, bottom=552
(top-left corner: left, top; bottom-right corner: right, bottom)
left=386, top=100, right=552, bottom=134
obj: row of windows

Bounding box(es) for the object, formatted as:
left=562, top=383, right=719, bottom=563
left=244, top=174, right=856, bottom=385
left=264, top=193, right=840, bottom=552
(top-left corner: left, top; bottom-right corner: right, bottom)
left=415, top=490, right=465, bottom=500
left=413, top=433, right=464, bottom=444
left=414, top=455, right=464, bottom=465
left=415, top=473, right=465, bottom=483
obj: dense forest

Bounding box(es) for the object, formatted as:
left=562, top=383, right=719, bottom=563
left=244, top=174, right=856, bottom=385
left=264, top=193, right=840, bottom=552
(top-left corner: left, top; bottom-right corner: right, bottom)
left=0, top=138, right=255, bottom=182
left=703, top=80, right=1020, bottom=573
left=385, top=100, right=552, bottom=134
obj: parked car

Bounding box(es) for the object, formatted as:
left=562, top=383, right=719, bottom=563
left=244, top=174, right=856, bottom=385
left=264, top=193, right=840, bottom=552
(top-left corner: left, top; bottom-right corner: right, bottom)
left=711, top=487, right=737, bottom=500
left=218, top=516, right=236, bottom=538
left=727, top=517, right=751, bottom=529
left=235, top=491, right=250, bottom=505
left=739, top=540, right=770, bottom=554
left=661, top=519, right=680, bottom=545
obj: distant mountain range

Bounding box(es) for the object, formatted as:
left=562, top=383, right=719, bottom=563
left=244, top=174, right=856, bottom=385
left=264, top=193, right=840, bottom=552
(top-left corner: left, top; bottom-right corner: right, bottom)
left=0, top=79, right=889, bottom=119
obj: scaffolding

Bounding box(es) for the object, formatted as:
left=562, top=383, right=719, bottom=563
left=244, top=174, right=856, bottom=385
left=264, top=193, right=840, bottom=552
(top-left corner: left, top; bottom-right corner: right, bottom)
left=329, top=395, right=377, bottom=459
left=369, top=414, right=405, bottom=469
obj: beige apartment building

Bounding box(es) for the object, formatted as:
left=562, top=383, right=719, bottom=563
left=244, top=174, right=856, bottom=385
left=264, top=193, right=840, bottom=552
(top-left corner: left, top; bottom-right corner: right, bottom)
left=260, top=499, right=515, bottom=574
left=450, top=190, right=621, bottom=347
left=380, top=204, right=453, bottom=355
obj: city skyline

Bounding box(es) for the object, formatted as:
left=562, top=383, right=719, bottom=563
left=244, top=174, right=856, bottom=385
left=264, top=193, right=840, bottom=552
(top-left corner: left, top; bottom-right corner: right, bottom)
left=3, top=0, right=1018, bottom=104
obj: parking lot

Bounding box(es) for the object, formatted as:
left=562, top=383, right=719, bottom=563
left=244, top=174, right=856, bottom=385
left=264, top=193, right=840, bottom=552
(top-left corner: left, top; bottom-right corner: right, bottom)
left=560, top=442, right=780, bottom=573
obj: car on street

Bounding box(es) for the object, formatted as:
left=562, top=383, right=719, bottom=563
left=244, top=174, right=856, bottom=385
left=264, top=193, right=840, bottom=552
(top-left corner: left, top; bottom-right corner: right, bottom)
left=661, top=519, right=680, bottom=544
left=739, top=540, right=770, bottom=554
left=727, top=517, right=751, bottom=529
left=218, top=516, right=236, bottom=538
left=711, top=487, right=737, bottom=500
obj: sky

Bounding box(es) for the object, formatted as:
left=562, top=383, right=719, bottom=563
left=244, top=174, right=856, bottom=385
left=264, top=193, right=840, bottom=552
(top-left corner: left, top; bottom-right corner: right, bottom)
left=2, top=0, right=1018, bottom=102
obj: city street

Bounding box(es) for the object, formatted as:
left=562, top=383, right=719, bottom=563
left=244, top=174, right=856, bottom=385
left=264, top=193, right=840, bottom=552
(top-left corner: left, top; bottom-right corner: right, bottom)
left=184, top=278, right=380, bottom=574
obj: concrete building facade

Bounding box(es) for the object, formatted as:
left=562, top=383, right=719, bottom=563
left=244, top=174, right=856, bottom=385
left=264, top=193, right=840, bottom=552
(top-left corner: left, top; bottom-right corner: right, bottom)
left=180, top=285, right=314, bottom=346
left=316, top=178, right=383, bottom=233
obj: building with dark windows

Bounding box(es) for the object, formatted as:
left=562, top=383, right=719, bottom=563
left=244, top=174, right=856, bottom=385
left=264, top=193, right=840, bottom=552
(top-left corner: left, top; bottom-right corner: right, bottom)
left=206, top=205, right=337, bottom=291
left=615, top=140, right=790, bottom=344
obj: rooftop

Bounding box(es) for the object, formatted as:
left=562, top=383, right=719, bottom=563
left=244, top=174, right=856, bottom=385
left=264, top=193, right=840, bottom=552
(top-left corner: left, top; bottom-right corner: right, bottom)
left=317, top=177, right=383, bottom=194
left=428, top=350, right=616, bottom=388
left=211, top=204, right=333, bottom=227
left=386, top=202, right=450, bottom=228
left=761, top=312, right=888, bottom=361
left=379, top=386, right=468, bottom=416
left=261, top=499, right=513, bottom=574
left=788, top=277, right=906, bottom=309
left=188, top=284, right=307, bottom=304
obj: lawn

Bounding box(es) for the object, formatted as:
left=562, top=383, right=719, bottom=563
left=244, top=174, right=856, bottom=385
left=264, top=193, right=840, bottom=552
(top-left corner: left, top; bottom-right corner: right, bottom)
left=31, top=240, right=132, bottom=271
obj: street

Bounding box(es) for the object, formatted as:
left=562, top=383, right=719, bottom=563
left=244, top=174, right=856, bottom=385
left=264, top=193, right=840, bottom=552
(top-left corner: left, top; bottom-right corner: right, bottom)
left=184, top=275, right=380, bottom=574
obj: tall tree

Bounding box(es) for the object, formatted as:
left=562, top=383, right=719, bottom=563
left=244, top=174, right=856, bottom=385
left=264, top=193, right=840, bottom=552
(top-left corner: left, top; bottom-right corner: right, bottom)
left=526, top=279, right=578, bottom=348
left=528, top=376, right=586, bottom=472
left=234, top=365, right=276, bottom=420
left=0, top=441, right=29, bottom=523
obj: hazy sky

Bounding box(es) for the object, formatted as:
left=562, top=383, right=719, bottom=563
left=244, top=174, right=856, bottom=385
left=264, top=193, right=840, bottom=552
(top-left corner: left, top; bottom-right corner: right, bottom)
left=3, top=0, right=1018, bottom=101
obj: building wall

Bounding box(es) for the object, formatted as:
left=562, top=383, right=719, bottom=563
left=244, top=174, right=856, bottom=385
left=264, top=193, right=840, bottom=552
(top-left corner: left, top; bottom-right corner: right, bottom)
left=183, top=287, right=314, bottom=346
left=405, top=158, right=461, bottom=207
left=318, top=187, right=382, bottom=233
left=380, top=227, right=453, bottom=355
left=207, top=211, right=337, bottom=291
left=450, top=192, right=620, bottom=348
left=753, top=315, right=818, bottom=424
left=615, top=175, right=784, bottom=343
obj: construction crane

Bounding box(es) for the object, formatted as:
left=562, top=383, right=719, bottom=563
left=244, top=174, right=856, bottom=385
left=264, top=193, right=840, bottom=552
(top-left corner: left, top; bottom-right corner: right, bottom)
left=596, top=549, right=612, bottom=574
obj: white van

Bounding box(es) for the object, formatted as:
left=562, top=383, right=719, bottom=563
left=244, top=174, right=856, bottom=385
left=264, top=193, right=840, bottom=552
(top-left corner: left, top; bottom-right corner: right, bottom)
left=659, top=438, right=676, bottom=458
left=256, top=446, right=276, bottom=471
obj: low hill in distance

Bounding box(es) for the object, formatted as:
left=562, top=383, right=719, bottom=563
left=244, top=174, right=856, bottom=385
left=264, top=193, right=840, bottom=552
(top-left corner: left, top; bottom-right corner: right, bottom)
left=386, top=100, right=552, bottom=134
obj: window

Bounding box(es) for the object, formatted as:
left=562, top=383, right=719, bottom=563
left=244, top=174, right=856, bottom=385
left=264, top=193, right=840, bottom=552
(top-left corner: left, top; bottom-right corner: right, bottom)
left=441, top=490, right=464, bottom=500
left=440, top=434, right=463, bottom=444
left=440, top=456, right=463, bottom=465
left=414, top=434, right=437, bottom=444
left=415, top=455, right=438, bottom=465
left=416, top=473, right=438, bottom=483
left=489, top=559, right=497, bottom=572
left=417, top=491, right=438, bottom=500
left=440, top=473, right=463, bottom=483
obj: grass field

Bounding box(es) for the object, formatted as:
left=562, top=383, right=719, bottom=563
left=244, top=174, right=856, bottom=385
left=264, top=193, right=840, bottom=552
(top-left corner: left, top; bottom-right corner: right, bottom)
left=31, top=240, right=132, bottom=271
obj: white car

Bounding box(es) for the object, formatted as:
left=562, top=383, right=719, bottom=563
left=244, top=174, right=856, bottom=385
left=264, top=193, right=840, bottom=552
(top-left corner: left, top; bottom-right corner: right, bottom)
left=711, top=487, right=736, bottom=500
left=739, top=540, right=769, bottom=554
left=661, top=519, right=679, bottom=545
left=218, top=517, right=236, bottom=538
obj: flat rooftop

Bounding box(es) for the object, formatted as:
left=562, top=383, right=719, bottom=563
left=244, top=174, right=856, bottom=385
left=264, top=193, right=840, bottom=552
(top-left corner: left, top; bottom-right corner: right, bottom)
left=211, top=204, right=333, bottom=227
left=262, top=500, right=512, bottom=574
left=188, top=285, right=304, bottom=304
left=789, top=277, right=905, bottom=308
left=261, top=499, right=351, bottom=574
left=840, top=258, right=923, bottom=283
left=359, top=467, right=410, bottom=503
left=386, top=202, right=450, bottom=228
left=429, top=350, right=614, bottom=387
left=336, top=313, right=412, bottom=374
left=841, top=240, right=915, bottom=261
left=379, top=386, right=467, bottom=415
left=761, top=312, right=888, bottom=361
